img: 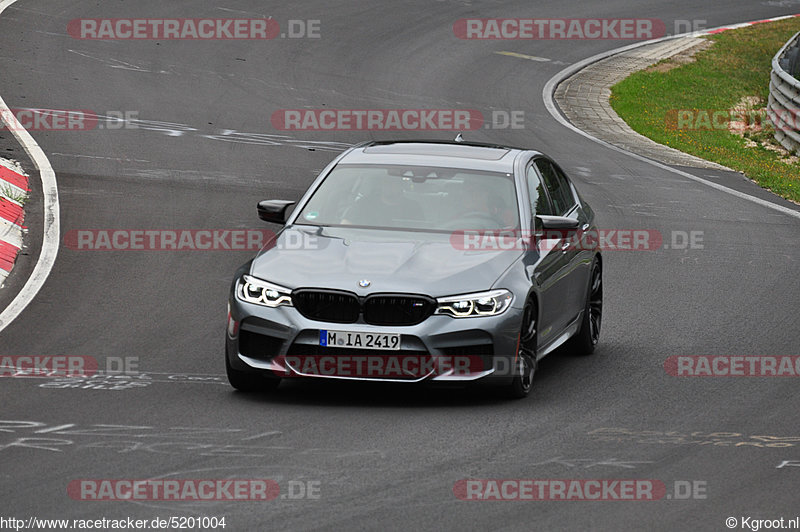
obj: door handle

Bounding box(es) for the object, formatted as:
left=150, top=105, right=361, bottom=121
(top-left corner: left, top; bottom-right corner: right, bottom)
left=561, top=241, right=571, bottom=253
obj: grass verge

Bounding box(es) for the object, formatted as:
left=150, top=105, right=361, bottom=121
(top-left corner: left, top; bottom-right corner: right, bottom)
left=610, top=18, right=800, bottom=203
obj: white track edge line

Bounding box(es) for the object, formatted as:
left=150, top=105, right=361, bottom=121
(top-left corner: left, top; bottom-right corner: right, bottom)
left=0, top=0, right=60, bottom=332
left=542, top=17, right=800, bottom=222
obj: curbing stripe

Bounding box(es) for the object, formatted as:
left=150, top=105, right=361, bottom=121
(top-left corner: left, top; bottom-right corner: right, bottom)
left=0, top=164, right=27, bottom=190
left=0, top=197, right=24, bottom=226
left=0, top=218, right=23, bottom=249
left=0, top=0, right=60, bottom=328
left=0, top=163, right=25, bottom=280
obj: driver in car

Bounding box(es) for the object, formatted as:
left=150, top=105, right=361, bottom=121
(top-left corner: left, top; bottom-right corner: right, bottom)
left=341, top=177, right=424, bottom=227
left=449, top=187, right=513, bottom=229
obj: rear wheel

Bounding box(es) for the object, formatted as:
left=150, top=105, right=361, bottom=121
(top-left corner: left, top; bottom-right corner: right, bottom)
left=506, top=300, right=537, bottom=399
left=566, top=259, right=602, bottom=356
left=225, top=352, right=280, bottom=393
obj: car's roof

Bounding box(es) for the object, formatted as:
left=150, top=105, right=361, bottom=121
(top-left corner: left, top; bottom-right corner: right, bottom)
left=339, top=140, right=535, bottom=173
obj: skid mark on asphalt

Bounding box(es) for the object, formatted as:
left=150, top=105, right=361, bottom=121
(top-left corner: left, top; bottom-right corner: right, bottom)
left=118, top=168, right=288, bottom=184
left=571, top=166, right=592, bottom=177
left=33, top=30, right=69, bottom=38
left=589, top=427, right=800, bottom=449
left=0, top=419, right=386, bottom=461
left=495, top=50, right=569, bottom=65
left=496, top=456, right=656, bottom=469
left=51, top=152, right=151, bottom=163
left=14, top=106, right=350, bottom=153
left=7, top=4, right=71, bottom=19
left=67, top=49, right=171, bottom=74
left=216, top=7, right=272, bottom=17
left=27, top=107, right=351, bottom=151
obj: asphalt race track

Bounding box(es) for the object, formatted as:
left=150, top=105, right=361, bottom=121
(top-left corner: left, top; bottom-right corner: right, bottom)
left=1, top=1, right=799, bottom=530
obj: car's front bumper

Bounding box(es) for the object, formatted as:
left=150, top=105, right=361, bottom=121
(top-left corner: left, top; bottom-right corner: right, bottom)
left=226, top=296, right=523, bottom=385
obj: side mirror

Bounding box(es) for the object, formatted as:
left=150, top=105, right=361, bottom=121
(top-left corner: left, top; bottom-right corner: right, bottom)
left=257, top=200, right=296, bottom=224
left=533, top=216, right=581, bottom=247
left=535, top=215, right=580, bottom=231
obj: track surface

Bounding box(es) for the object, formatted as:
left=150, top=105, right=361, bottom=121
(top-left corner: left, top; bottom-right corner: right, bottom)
left=1, top=1, right=799, bottom=530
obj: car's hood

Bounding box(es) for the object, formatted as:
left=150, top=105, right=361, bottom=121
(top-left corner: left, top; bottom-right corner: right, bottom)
left=250, top=225, right=522, bottom=297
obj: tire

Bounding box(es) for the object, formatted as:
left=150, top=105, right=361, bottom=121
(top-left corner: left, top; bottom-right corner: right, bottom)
left=505, top=300, right=538, bottom=399
left=225, top=352, right=280, bottom=393
left=566, top=259, right=602, bottom=356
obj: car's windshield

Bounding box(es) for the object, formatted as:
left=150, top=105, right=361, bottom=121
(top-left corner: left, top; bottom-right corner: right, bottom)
left=295, top=164, right=519, bottom=231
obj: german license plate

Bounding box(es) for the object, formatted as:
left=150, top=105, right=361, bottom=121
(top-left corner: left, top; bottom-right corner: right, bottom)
left=319, top=330, right=400, bottom=350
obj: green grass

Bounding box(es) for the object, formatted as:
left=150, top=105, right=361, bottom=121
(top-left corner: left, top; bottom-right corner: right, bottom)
left=610, top=18, right=800, bottom=203
left=0, top=183, right=27, bottom=205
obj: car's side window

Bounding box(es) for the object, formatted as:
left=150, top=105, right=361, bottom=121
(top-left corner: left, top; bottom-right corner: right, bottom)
left=526, top=164, right=554, bottom=216
left=534, top=159, right=572, bottom=215
left=551, top=164, right=577, bottom=212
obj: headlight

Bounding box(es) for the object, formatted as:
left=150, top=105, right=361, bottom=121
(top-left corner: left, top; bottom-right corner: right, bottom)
left=435, top=289, right=513, bottom=318
left=236, top=275, right=293, bottom=308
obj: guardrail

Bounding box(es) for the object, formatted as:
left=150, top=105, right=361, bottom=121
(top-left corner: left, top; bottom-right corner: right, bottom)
left=768, top=31, right=800, bottom=154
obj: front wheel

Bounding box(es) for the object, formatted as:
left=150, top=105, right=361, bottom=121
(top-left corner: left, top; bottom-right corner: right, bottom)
left=566, top=259, right=602, bottom=356
left=505, top=300, right=537, bottom=399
